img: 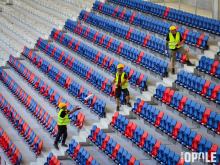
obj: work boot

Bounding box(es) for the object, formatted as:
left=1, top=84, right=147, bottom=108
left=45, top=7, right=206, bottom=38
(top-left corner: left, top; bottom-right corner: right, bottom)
left=54, top=143, right=59, bottom=150
left=164, top=71, right=168, bottom=77
left=186, top=60, right=194, bottom=66
left=127, top=102, right=132, bottom=107
left=116, top=106, right=120, bottom=111
left=62, top=143, right=68, bottom=147
left=171, top=68, right=175, bottom=75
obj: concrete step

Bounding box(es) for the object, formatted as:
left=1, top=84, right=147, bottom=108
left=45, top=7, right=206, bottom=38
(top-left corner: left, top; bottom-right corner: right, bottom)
left=148, top=85, right=156, bottom=94
left=140, top=91, right=153, bottom=101
left=183, top=64, right=195, bottom=73
left=162, top=76, right=175, bottom=87
left=209, top=45, right=219, bottom=52
left=72, top=130, right=90, bottom=143
left=204, top=50, right=216, bottom=59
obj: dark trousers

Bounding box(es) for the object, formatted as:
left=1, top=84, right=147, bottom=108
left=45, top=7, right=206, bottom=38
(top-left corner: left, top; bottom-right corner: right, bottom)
left=54, top=125, right=67, bottom=145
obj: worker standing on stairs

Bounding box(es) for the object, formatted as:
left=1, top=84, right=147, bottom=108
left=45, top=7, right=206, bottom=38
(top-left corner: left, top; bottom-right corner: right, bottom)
left=112, top=64, right=132, bottom=111
left=54, top=102, right=81, bottom=150
left=166, top=25, right=194, bottom=74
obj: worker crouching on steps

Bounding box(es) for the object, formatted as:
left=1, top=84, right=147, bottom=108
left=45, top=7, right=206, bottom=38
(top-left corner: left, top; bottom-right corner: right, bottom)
left=54, top=102, right=81, bottom=150
left=112, top=64, right=132, bottom=111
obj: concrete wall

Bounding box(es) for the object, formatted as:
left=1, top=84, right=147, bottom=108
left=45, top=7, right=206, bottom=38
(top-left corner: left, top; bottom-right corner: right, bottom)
left=150, top=0, right=217, bottom=19
left=152, top=0, right=213, bottom=10
left=0, top=0, right=13, bottom=4
left=213, top=0, right=220, bottom=19
left=181, top=0, right=212, bottom=10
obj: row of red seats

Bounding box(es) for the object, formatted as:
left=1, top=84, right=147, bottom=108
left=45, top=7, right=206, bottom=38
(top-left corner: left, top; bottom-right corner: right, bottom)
left=110, top=112, right=185, bottom=165
left=0, top=93, right=43, bottom=155
left=8, top=55, right=85, bottom=129
left=0, top=68, right=58, bottom=137
left=0, top=127, right=22, bottom=165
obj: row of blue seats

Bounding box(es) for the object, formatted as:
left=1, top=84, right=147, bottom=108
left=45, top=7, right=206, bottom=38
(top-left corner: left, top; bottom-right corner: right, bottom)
left=111, top=112, right=186, bottom=165
left=132, top=98, right=220, bottom=154
left=89, top=125, right=142, bottom=165
left=66, top=139, right=100, bottom=165
left=107, top=0, right=220, bottom=35
left=37, top=38, right=129, bottom=104
left=37, top=38, right=148, bottom=95
left=65, top=19, right=169, bottom=77
left=93, top=1, right=209, bottom=49
left=0, top=93, right=43, bottom=156
left=79, top=10, right=168, bottom=56
left=37, top=39, right=115, bottom=96
left=176, top=70, right=220, bottom=104
left=8, top=55, right=85, bottom=129
left=154, top=84, right=220, bottom=135
left=0, top=68, right=58, bottom=138
left=44, top=152, right=60, bottom=165
left=78, top=10, right=189, bottom=64
left=48, top=29, right=148, bottom=91
left=197, top=56, right=220, bottom=79
left=22, top=47, right=106, bottom=117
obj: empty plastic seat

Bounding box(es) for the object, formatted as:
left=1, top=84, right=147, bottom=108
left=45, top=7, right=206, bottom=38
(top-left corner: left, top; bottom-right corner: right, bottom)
left=110, top=113, right=184, bottom=164
left=154, top=84, right=220, bottom=134
left=65, top=18, right=168, bottom=76
left=44, top=152, right=60, bottom=165
left=0, top=91, right=43, bottom=156
left=88, top=125, right=141, bottom=164
left=197, top=56, right=212, bottom=72
left=109, top=0, right=220, bottom=35
left=47, top=31, right=149, bottom=90
left=66, top=139, right=100, bottom=165
left=22, top=48, right=106, bottom=117
left=176, top=70, right=219, bottom=104
left=0, top=68, right=58, bottom=137
left=0, top=127, right=22, bottom=165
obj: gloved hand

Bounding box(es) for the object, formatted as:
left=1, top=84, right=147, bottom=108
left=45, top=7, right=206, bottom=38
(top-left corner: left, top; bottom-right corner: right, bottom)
left=74, top=106, right=81, bottom=110
left=165, top=49, right=168, bottom=54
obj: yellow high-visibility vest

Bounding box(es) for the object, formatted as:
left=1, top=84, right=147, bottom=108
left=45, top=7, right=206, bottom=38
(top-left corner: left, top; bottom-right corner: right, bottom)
left=115, top=72, right=128, bottom=89
left=57, top=109, right=70, bottom=126
left=169, top=32, right=181, bottom=50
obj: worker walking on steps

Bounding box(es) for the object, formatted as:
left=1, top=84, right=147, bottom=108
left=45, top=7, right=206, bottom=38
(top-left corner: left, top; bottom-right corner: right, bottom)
left=113, top=64, right=131, bottom=111
left=166, top=25, right=194, bottom=74
left=54, top=102, right=81, bottom=150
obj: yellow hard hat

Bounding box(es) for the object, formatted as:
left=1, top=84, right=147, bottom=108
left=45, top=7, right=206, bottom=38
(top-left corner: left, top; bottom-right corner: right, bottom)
left=117, top=64, right=124, bottom=69
left=58, top=102, right=67, bottom=109
left=169, top=25, right=177, bottom=31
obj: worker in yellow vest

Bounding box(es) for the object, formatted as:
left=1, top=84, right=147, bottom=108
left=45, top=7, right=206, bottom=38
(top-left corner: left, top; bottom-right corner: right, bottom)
left=166, top=25, right=194, bottom=74
left=113, top=64, right=131, bottom=111
left=54, top=102, right=81, bottom=150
